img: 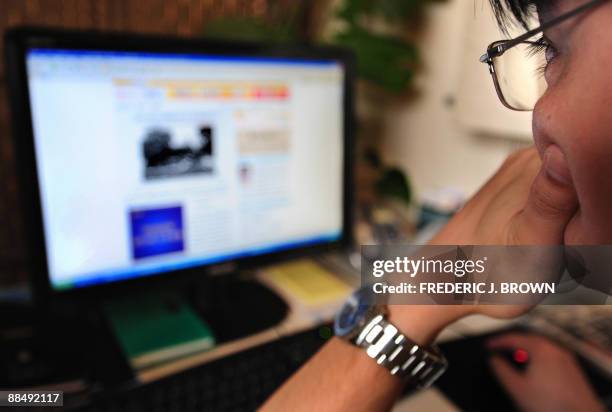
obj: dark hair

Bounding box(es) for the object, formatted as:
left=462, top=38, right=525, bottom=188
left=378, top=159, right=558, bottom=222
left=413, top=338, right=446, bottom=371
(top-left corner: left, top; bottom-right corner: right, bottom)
left=489, top=0, right=538, bottom=33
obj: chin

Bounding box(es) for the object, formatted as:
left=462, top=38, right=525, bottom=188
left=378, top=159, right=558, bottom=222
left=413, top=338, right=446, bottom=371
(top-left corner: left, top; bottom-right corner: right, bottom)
left=564, top=213, right=612, bottom=245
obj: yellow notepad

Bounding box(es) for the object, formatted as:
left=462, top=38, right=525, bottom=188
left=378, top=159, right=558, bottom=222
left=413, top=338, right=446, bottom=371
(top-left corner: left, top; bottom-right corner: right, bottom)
left=266, top=259, right=351, bottom=306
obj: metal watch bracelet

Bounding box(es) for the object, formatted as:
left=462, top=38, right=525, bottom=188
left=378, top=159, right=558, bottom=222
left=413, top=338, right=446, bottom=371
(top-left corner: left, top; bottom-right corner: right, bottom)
left=354, top=313, right=448, bottom=388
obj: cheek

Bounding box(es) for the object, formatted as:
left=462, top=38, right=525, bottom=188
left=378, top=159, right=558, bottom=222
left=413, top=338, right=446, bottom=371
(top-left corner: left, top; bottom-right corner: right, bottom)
left=534, top=35, right=612, bottom=242
left=569, top=28, right=612, bottom=239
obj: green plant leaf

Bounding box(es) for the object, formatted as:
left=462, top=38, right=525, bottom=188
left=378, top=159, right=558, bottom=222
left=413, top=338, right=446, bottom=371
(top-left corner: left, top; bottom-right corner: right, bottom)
left=203, top=17, right=297, bottom=43
left=337, top=0, right=440, bottom=23
left=375, top=167, right=412, bottom=204
left=336, top=0, right=369, bottom=24
left=333, top=25, right=418, bottom=92
left=367, top=0, right=425, bottom=21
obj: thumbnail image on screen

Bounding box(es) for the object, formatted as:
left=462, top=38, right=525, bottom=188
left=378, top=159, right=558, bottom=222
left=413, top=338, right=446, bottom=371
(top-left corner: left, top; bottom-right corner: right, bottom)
left=143, top=125, right=214, bottom=180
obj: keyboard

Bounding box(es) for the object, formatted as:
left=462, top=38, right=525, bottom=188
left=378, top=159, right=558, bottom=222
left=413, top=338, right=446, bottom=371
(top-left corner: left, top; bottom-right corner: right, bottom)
left=526, top=306, right=612, bottom=382
left=81, top=327, right=329, bottom=412
left=532, top=306, right=612, bottom=353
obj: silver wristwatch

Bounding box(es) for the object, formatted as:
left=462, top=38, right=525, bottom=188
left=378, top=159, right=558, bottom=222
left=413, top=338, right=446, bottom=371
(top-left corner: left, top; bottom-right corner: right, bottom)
left=334, top=286, right=448, bottom=388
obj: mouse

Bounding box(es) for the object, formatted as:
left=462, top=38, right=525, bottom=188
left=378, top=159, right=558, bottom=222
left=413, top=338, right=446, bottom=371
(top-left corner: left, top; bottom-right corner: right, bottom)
left=488, top=347, right=530, bottom=372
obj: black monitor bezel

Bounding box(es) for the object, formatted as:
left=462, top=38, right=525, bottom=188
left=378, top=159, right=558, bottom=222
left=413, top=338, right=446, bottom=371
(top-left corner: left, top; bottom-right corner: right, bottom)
left=4, top=26, right=355, bottom=305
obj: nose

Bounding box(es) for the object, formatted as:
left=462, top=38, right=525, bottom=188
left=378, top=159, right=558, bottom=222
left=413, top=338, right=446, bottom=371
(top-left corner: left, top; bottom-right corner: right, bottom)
left=531, top=95, right=553, bottom=160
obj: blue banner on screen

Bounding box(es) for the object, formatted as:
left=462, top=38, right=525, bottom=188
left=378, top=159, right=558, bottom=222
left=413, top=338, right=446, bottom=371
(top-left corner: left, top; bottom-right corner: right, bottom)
left=130, top=206, right=185, bottom=260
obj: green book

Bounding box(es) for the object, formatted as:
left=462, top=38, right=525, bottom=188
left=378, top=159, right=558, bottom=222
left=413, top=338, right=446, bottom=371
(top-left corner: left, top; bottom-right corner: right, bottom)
left=106, top=294, right=215, bottom=370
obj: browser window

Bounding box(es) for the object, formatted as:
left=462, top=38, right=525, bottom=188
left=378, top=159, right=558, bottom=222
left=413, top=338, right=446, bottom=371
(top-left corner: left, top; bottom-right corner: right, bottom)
left=26, top=49, right=344, bottom=289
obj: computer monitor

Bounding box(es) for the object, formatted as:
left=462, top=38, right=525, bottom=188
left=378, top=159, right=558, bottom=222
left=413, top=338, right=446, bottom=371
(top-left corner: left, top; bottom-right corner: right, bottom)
left=6, top=28, right=354, bottom=298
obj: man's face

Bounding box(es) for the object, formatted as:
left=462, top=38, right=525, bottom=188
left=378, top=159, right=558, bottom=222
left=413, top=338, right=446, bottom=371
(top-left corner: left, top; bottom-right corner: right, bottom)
left=532, top=0, right=612, bottom=244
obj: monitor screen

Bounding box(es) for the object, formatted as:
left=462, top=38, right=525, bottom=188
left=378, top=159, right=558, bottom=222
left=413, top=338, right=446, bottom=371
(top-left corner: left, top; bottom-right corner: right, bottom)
left=25, top=48, right=345, bottom=291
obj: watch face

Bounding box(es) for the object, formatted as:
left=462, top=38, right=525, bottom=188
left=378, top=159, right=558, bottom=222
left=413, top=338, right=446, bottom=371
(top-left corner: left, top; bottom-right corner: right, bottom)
left=334, top=286, right=373, bottom=337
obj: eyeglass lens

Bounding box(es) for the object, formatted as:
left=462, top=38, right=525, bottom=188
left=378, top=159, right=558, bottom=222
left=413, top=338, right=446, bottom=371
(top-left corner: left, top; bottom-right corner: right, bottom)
left=492, top=42, right=548, bottom=111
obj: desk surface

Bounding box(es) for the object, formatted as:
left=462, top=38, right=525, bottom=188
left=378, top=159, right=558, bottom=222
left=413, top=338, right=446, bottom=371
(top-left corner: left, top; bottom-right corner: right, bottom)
left=134, top=257, right=521, bottom=411
left=137, top=258, right=356, bottom=383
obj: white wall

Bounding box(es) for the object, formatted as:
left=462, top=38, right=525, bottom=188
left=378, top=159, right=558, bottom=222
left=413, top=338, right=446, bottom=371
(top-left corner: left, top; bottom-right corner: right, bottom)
left=381, top=0, right=533, bottom=202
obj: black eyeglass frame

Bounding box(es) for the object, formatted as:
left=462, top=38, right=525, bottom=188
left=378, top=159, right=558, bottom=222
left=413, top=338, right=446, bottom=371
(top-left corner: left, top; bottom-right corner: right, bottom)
left=480, top=0, right=610, bottom=111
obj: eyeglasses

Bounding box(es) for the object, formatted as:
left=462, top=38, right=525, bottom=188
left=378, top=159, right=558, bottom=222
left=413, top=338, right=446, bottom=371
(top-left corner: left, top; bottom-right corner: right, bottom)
left=480, top=0, right=609, bottom=111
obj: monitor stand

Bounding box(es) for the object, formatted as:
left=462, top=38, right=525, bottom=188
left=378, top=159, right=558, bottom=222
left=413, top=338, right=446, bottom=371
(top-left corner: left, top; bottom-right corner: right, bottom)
left=187, top=274, right=289, bottom=344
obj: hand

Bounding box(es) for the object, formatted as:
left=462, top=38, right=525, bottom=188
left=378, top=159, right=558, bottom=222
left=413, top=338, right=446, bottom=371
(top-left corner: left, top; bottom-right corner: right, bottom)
left=390, top=148, right=579, bottom=344
left=430, top=147, right=577, bottom=246
left=430, top=147, right=578, bottom=319
left=487, top=334, right=605, bottom=412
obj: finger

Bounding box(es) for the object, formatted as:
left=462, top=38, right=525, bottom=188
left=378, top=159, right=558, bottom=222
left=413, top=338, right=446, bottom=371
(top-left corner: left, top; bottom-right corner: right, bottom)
left=462, top=148, right=538, bottom=216
left=489, top=356, right=525, bottom=392
left=511, top=152, right=578, bottom=244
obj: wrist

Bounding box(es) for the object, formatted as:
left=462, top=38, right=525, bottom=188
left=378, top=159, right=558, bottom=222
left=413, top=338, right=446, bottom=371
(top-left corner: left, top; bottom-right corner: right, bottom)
left=387, top=305, right=472, bottom=346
